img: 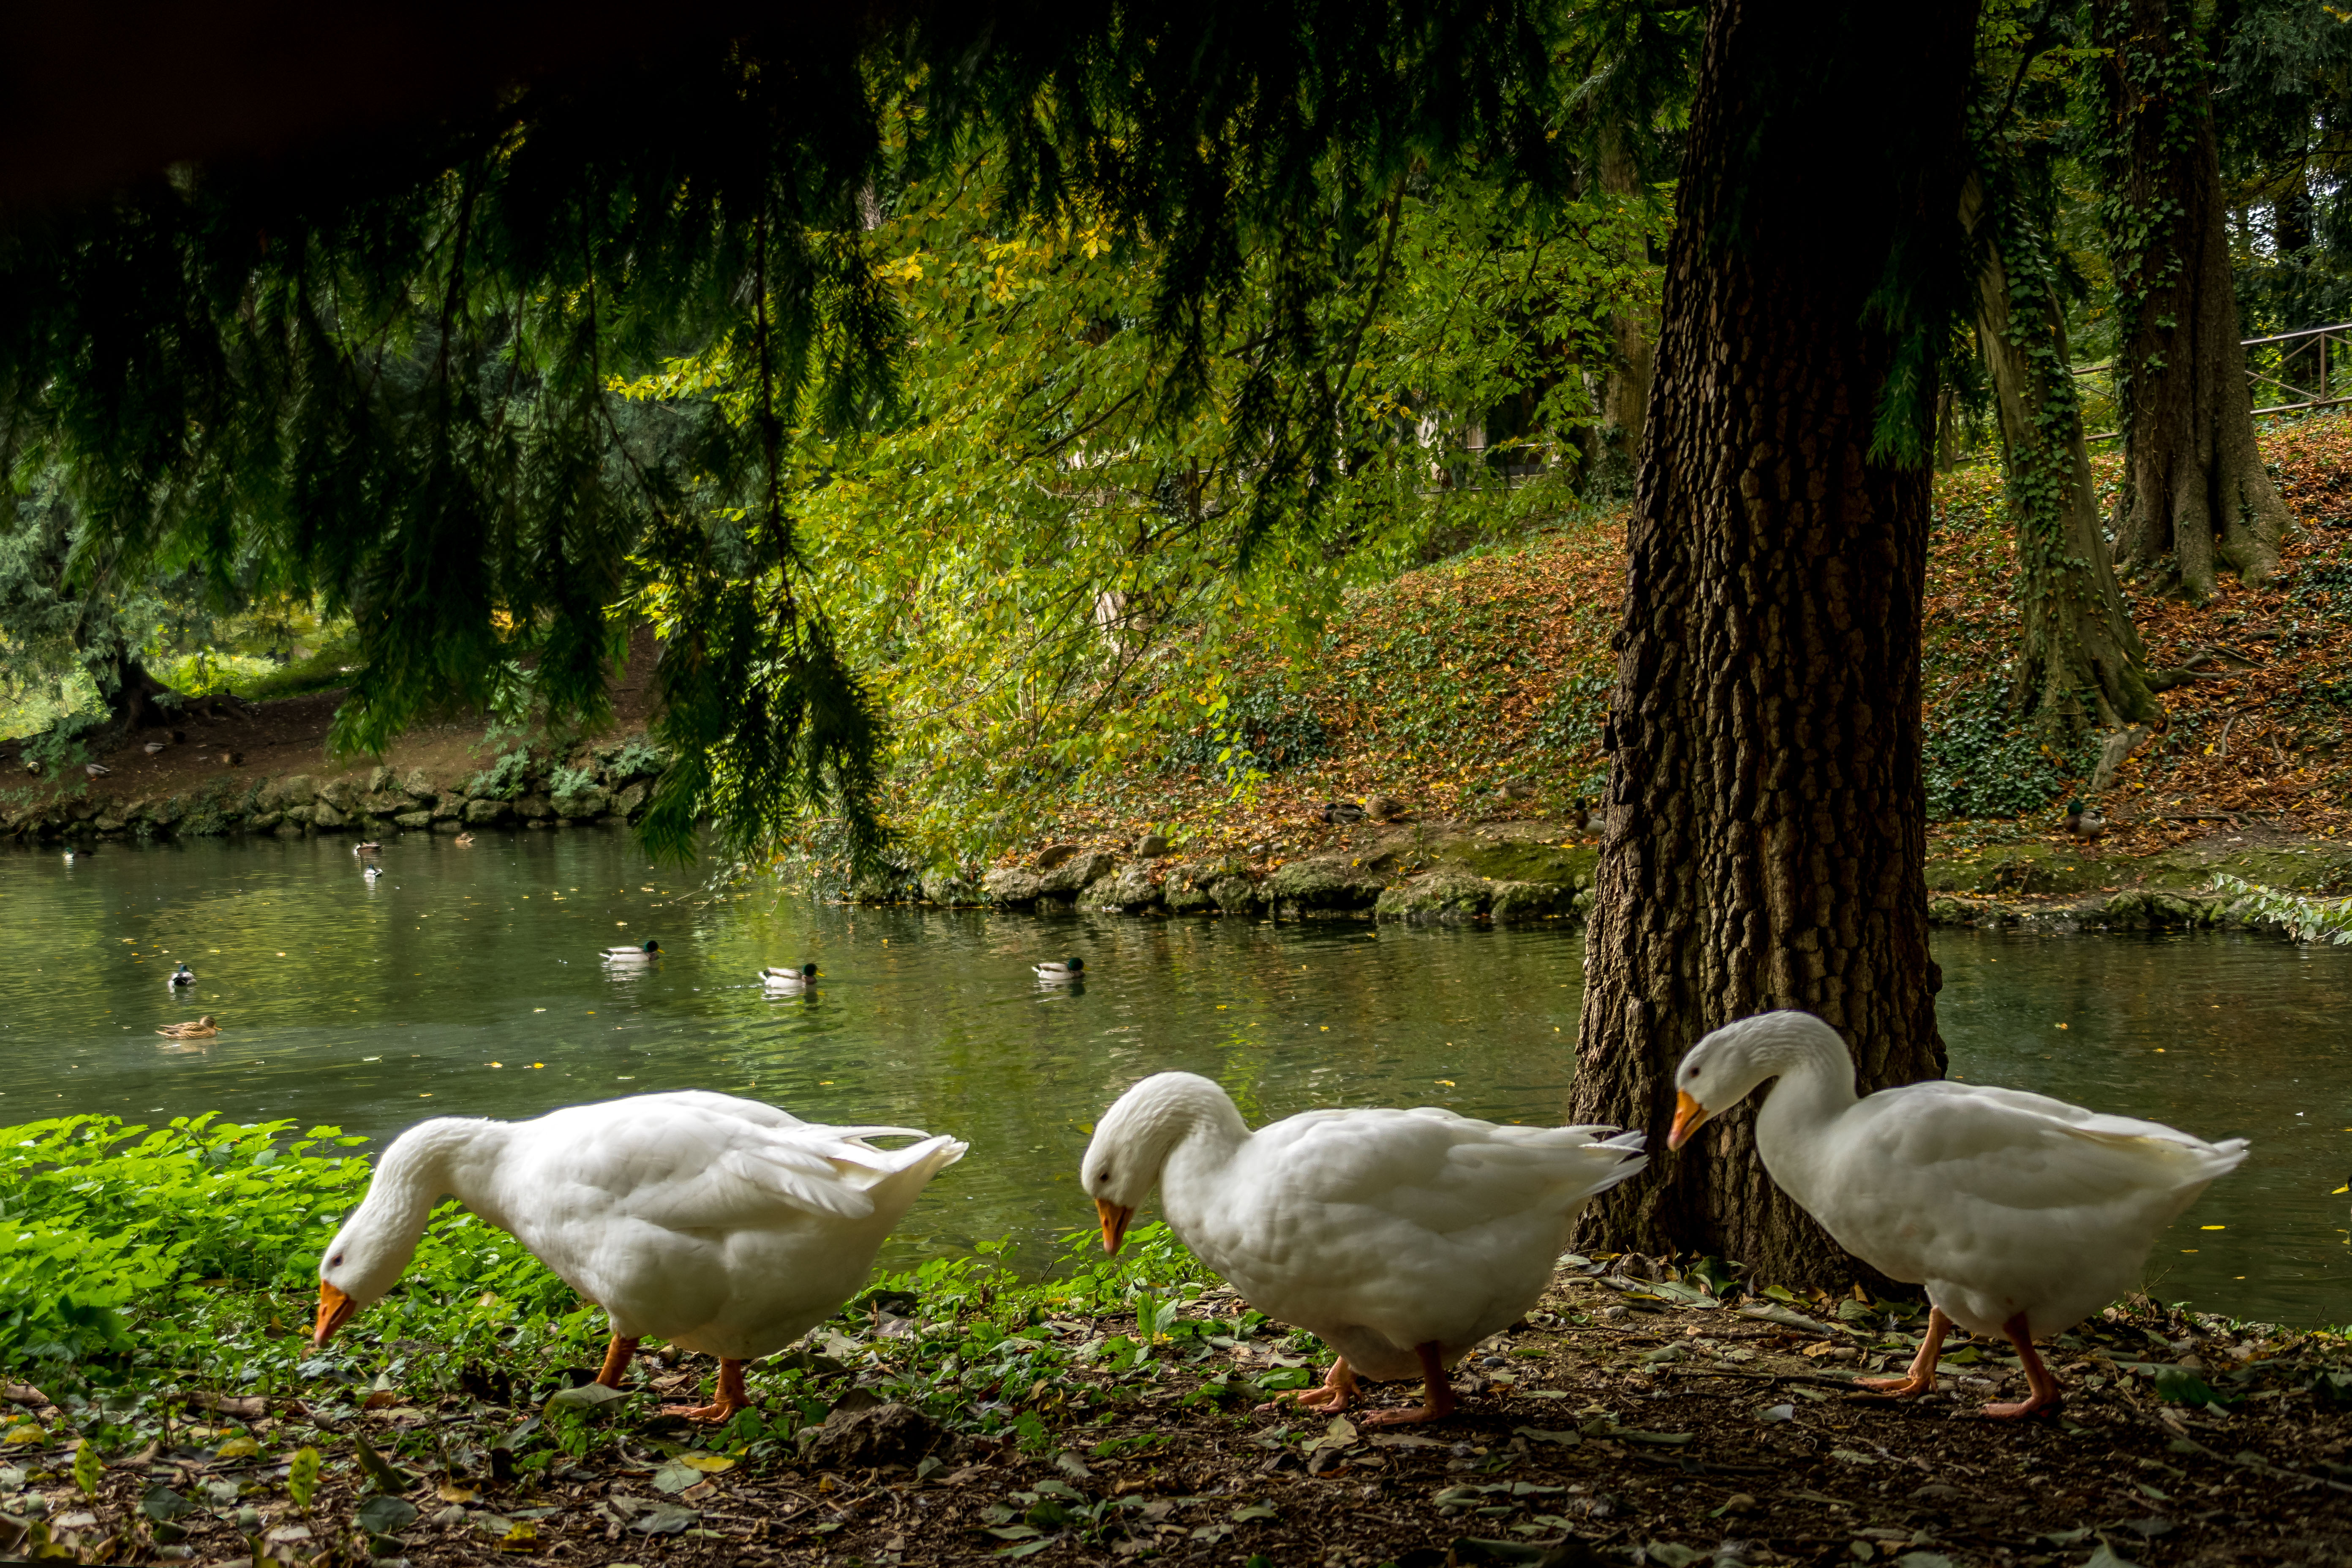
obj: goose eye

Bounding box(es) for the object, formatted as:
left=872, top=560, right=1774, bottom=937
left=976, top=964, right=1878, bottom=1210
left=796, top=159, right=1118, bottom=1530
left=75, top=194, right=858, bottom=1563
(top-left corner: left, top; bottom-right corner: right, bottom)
left=329, top=1254, right=343, bottom=1267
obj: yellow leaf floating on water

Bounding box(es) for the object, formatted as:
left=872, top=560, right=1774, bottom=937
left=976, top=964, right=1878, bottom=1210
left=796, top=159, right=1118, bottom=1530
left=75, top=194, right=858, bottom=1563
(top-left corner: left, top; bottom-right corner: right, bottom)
left=678, top=1453, right=735, bottom=1473
left=214, top=1435, right=260, bottom=1460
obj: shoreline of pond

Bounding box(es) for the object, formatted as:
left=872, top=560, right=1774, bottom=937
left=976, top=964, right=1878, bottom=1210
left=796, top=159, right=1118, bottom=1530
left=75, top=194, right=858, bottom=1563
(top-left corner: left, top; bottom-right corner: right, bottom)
left=12, top=781, right=2352, bottom=943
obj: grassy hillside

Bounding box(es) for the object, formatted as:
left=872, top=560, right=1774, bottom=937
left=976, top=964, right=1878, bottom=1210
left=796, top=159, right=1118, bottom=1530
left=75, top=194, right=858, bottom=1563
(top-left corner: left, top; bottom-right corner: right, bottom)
left=1027, top=410, right=2352, bottom=865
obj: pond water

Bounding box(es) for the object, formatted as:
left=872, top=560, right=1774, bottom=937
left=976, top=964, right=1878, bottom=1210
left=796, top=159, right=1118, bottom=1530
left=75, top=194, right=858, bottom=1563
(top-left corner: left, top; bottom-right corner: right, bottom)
left=3, top=830, right=2345, bottom=1326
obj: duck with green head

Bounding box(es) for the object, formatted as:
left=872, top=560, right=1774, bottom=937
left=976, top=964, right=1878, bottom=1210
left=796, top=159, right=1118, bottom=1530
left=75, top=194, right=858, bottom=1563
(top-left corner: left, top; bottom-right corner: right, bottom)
left=603, top=939, right=662, bottom=962
left=761, top=963, right=819, bottom=991
left=1034, top=958, right=1085, bottom=982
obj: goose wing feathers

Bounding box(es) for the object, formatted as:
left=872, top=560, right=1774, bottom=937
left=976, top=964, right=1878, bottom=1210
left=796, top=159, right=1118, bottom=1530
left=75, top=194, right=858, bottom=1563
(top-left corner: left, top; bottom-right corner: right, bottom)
left=536, top=1094, right=940, bottom=1228
left=1252, top=1108, right=1646, bottom=1233
left=1846, top=1081, right=2247, bottom=1217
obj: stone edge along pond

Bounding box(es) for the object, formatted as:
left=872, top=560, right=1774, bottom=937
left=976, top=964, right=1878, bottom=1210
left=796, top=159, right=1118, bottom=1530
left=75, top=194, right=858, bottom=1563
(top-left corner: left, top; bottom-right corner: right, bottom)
left=3, top=746, right=661, bottom=844
left=8, top=760, right=2349, bottom=939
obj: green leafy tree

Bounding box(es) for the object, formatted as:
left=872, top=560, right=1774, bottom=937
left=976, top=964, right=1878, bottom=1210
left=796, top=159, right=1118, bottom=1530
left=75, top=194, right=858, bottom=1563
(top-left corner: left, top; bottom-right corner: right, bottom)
left=0, top=5, right=1576, bottom=866
left=0, top=466, right=210, bottom=756
left=621, top=150, right=1663, bottom=861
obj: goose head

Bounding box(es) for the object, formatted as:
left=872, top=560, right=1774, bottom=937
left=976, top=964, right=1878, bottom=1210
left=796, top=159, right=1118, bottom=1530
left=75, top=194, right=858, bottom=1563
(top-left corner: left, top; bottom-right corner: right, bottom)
left=313, top=1119, right=485, bottom=1346
left=1080, top=1071, right=1240, bottom=1255
left=1667, top=1010, right=1849, bottom=1149
left=313, top=1204, right=424, bottom=1347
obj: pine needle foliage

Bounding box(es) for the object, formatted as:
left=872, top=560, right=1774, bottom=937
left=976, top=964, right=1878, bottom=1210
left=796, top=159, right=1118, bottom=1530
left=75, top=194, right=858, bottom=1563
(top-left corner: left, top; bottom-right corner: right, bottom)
left=0, top=4, right=1579, bottom=867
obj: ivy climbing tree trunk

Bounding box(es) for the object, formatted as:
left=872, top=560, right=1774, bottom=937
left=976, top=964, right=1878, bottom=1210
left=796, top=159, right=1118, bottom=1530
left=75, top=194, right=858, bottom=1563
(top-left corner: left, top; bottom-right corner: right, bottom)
left=1964, top=171, right=2163, bottom=745
left=1568, top=0, right=1970, bottom=1285
left=2096, top=0, right=2293, bottom=600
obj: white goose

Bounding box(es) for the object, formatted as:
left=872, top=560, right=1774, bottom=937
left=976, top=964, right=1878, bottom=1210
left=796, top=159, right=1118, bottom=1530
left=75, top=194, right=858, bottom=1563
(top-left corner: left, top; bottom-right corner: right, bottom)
left=313, top=1091, right=965, bottom=1422
left=1670, top=1011, right=2247, bottom=1418
left=1082, top=1072, right=1644, bottom=1425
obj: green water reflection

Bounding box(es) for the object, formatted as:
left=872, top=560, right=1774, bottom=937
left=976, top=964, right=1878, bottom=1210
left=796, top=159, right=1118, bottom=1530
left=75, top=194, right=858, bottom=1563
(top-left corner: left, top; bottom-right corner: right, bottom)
left=0, top=832, right=2339, bottom=1324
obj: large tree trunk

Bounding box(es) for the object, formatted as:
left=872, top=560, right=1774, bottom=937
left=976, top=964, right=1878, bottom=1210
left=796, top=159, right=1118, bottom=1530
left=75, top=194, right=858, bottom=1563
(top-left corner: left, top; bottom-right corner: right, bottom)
left=1569, top=0, right=1972, bottom=1286
left=2097, top=0, right=2292, bottom=600
left=1964, top=172, right=2163, bottom=742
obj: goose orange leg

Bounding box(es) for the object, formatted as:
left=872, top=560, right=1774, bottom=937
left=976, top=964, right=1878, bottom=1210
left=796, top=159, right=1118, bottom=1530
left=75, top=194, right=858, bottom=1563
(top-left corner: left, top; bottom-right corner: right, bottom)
left=1359, top=1342, right=1458, bottom=1427
left=661, top=1358, right=751, bottom=1424
left=1266, top=1356, right=1358, bottom=1416
left=1855, top=1307, right=1949, bottom=1399
left=596, top=1334, right=641, bottom=1388
left=1982, top=1313, right=2063, bottom=1419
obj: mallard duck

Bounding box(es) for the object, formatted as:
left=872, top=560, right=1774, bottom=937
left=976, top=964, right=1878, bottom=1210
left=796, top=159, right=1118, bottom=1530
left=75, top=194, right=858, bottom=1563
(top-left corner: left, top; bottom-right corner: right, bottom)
left=1570, top=797, right=1599, bottom=833
left=2064, top=799, right=2106, bottom=840
left=353, top=841, right=382, bottom=856
left=602, top=939, right=662, bottom=962
left=362, top=864, right=383, bottom=882
left=1312, top=800, right=1368, bottom=825
left=1034, top=958, right=1085, bottom=981
left=158, top=1015, right=219, bottom=1039
left=761, top=963, right=819, bottom=991
left=169, top=962, right=195, bottom=987
left=84, top=762, right=110, bottom=779
left=1083, top=1073, right=1644, bottom=1424
left=1669, top=1011, right=2246, bottom=1418
left=62, top=846, right=92, bottom=864
left=144, top=740, right=167, bottom=755
left=312, top=1091, right=966, bottom=1422
left=453, top=832, right=476, bottom=847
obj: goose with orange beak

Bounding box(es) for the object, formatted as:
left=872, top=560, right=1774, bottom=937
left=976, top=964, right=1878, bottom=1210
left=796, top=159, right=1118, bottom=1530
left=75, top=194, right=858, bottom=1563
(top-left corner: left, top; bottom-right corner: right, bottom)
left=1669, top=1010, right=2246, bottom=1418
left=313, top=1091, right=965, bottom=1422
left=1081, top=1071, right=1644, bottom=1425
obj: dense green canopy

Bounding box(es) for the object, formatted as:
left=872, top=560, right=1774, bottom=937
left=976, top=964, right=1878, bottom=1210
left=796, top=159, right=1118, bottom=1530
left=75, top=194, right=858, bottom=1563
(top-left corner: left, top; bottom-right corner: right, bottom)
left=0, top=2, right=1586, bottom=864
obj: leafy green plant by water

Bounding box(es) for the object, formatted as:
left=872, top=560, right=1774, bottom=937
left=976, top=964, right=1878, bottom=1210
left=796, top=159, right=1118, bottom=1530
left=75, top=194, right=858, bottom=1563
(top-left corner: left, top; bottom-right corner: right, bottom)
left=2209, top=874, right=2352, bottom=944
left=465, top=748, right=534, bottom=801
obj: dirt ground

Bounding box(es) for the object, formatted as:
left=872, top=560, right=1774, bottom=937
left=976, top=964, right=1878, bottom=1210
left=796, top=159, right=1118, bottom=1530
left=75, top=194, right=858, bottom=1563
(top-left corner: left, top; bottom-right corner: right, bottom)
left=2, top=626, right=662, bottom=806
left=8, top=1264, right=2348, bottom=1568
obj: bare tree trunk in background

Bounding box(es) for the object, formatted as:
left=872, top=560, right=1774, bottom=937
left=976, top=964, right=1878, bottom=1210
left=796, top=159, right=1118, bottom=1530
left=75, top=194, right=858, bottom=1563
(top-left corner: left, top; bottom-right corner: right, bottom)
left=1569, top=0, right=1971, bottom=1286
left=2097, top=0, right=2292, bottom=600
left=1590, top=122, right=1657, bottom=495
left=1965, top=174, right=2163, bottom=749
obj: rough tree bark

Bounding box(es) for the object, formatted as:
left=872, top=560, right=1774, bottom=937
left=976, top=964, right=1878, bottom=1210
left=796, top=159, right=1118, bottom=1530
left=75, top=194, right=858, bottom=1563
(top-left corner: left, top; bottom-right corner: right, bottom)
left=2096, top=0, right=2293, bottom=599
left=1963, top=172, right=2163, bottom=746
left=1569, top=0, right=1974, bottom=1285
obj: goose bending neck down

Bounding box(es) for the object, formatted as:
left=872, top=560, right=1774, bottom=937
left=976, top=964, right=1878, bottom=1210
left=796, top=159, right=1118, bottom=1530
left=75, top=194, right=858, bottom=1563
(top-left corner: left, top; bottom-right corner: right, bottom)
left=1083, top=1072, right=1644, bottom=1425
left=315, top=1092, right=965, bottom=1423
left=1670, top=1011, right=2246, bottom=1419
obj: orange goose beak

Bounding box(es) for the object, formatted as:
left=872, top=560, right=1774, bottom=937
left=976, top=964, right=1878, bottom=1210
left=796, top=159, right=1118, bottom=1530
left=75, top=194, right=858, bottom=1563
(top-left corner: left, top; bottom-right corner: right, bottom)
left=1095, top=1199, right=1135, bottom=1255
left=314, top=1281, right=358, bottom=1348
left=1667, top=1091, right=1712, bottom=1151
